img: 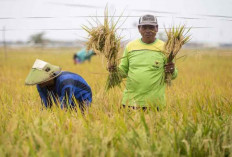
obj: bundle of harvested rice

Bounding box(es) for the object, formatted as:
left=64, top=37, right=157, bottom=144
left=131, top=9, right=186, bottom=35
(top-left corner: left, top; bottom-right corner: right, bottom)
left=164, top=25, right=191, bottom=86
left=82, top=7, right=124, bottom=90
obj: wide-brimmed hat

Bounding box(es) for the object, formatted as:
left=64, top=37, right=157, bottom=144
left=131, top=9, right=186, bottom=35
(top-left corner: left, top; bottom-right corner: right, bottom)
left=138, top=14, right=158, bottom=26
left=25, top=59, right=62, bottom=85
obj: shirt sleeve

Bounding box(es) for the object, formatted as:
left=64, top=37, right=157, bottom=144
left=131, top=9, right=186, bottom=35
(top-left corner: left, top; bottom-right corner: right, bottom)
left=119, top=47, right=129, bottom=78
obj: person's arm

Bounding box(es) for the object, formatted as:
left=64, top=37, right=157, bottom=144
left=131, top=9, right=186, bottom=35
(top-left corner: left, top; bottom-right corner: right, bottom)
left=36, top=85, right=48, bottom=108
left=118, top=47, right=129, bottom=78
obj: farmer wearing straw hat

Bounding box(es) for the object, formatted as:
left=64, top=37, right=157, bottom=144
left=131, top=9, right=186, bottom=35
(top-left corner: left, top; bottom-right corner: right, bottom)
left=25, top=59, right=92, bottom=111
left=117, top=14, right=178, bottom=110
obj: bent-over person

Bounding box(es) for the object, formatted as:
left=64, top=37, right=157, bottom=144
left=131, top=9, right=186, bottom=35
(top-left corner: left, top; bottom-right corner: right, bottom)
left=25, top=59, right=92, bottom=112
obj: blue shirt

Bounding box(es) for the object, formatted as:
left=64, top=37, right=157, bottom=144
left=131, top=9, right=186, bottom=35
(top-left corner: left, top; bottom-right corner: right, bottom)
left=37, top=71, right=92, bottom=109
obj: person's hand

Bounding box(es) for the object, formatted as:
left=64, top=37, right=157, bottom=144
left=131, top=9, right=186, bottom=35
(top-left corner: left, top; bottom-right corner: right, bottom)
left=164, top=62, right=175, bottom=74
left=107, top=65, right=117, bottom=72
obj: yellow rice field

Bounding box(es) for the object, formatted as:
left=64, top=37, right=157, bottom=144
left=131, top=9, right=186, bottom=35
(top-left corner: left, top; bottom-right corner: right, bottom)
left=0, top=47, right=231, bottom=156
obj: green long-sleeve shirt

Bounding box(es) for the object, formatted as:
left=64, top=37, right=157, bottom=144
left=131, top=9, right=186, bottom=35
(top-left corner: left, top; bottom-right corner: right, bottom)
left=119, top=38, right=178, bottom=108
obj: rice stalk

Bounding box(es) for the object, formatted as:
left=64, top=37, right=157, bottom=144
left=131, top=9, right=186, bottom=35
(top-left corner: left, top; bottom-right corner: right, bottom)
left=82, top=6, right=124, bottom=90
left=164, top=25, right=191, bottom=86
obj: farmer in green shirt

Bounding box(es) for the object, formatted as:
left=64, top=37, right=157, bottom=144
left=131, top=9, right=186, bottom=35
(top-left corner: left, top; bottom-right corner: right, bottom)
left=112, top=14, right=178, bottom=110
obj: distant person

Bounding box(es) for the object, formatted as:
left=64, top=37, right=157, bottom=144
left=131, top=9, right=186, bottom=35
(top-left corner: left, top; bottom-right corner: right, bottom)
left=73, top=48, right=96, bottom=64
left=25, top=59, right=92, bottom=111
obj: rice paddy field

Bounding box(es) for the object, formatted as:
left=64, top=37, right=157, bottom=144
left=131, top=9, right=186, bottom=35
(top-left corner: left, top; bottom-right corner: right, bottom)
left=0, top=47, right=232, bottom=157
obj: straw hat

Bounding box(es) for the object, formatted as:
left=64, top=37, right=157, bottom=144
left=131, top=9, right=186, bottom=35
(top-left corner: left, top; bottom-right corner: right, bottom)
left=25, top=59, right=62, bottom=85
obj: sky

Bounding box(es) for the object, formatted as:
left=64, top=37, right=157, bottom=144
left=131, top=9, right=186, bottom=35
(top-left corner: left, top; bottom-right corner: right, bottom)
left=0, top=0, right=232, bottom=44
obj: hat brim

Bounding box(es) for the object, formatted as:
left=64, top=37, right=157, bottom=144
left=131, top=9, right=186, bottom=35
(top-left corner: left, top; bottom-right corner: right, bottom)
left=25, top=68, right=62, bottom=85
left=138, top=23, right=158, bottom=26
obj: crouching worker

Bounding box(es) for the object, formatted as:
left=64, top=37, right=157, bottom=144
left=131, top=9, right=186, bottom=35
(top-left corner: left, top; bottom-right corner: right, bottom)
left=73, top=48, right=96, bottom=64
left=25, top=59, right=92, bottom=112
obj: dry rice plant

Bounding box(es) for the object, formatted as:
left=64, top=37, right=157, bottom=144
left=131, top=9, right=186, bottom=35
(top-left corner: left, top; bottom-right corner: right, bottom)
left=164, top=25, right=191, bottom=86
left=1, top=48, right=232, bottom=156
left=82, top=7, right=124, bottom=90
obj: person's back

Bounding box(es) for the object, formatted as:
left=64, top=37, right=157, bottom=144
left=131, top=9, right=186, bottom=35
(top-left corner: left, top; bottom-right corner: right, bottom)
left=74, top=49, right=96, bottom=64
left=84, top=50, right=95, bottom=60
left=25, top=59, right=92, bottom=111
left=76, top=49, right=86, bottom=62
left=37, top=71, right=92, bottom=109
